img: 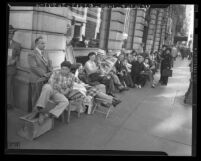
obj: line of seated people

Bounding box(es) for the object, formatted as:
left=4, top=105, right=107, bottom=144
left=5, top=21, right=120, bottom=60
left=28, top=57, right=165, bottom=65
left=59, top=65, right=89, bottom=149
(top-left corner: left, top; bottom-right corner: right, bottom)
left=30, top=49, right=159, bottom=124
left=27, top=36, right=122, bottom=124
left=82, top=50, right=158, bottom=92
left=124, top=50, right=158, bottom=88
left=31, top=60, right=122, bottom=124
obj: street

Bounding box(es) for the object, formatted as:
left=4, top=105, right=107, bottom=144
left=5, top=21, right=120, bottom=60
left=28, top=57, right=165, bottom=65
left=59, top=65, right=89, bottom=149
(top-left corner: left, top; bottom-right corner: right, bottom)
left=7, top=57, right=192, bottom=156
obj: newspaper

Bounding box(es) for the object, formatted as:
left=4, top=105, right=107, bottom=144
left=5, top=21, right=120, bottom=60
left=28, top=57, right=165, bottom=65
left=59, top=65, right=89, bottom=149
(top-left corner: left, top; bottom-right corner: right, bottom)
left=97, top=54, right=117, bottom=75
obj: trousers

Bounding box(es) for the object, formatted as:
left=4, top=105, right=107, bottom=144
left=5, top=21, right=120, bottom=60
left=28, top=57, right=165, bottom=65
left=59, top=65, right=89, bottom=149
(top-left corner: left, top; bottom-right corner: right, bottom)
left=36, top=84, right=69, bottom=118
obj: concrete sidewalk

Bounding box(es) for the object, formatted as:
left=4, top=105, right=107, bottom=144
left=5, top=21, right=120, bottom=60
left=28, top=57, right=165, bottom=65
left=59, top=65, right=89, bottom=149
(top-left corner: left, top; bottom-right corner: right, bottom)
left=7, top=57, right=192, bottom=156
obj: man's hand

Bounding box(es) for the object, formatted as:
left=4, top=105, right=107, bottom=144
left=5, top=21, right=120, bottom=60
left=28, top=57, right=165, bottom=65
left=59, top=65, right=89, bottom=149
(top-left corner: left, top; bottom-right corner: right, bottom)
left=119, top=71, right=124, bottom=76
left=62, top=88, right=70, bottom=95
left=53, top=84, right=62, bottom=91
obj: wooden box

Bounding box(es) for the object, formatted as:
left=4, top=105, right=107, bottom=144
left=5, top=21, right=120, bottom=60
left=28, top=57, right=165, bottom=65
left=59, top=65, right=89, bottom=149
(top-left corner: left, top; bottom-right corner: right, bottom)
left=18, top=112, right=54, bottom=140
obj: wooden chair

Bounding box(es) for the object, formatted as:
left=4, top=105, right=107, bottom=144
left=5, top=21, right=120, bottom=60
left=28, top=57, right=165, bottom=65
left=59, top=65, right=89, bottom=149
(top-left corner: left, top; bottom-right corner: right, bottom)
left=92, top=97, right=114, bottom=119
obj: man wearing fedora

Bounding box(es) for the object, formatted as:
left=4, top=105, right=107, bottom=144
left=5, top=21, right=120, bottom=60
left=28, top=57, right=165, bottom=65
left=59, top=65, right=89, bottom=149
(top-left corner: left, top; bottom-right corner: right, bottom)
left=7, top=25, right=21, bottom=109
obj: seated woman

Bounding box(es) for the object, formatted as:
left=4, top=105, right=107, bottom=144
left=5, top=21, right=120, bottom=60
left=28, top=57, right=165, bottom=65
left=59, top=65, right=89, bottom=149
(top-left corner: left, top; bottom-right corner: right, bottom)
left=84, top=52, right=119, bottom=97
left=123, top=54, right=132, bottom=73
left=142, top=57, right=156, bottom=88
left=71, top=63, right=121, bottom=108
left=115, top=53, right=134, bottom=88
left=153, top=51, right=161, bottom=72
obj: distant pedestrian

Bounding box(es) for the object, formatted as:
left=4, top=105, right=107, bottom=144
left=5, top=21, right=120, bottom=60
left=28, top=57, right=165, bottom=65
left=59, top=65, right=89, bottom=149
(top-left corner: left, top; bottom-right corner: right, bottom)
left=171, top=44, right=177, bottom=67
left=159, top=48, right=172, bottom=86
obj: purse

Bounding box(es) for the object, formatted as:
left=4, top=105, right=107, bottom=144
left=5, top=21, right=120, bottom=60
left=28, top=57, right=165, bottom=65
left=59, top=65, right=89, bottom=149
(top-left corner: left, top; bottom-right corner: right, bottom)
left=162, top=69, right=172, bottom=77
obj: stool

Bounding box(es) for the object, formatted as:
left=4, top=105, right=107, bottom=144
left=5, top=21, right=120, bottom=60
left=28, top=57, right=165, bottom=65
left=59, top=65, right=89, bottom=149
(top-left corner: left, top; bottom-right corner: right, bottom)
left=67, top=101, right=81, bottom=123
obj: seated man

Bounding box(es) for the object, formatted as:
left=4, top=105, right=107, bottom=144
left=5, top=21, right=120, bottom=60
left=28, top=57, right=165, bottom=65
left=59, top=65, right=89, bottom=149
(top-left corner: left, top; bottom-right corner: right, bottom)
left=131, top=54, right=147, bottom=88
left=95, top=54, right=127, bottom=92
left=33, top=61, right=73, bottom=123
left=115, top=53, right=134, bottom=88
left=84, top=52, right=116, bottom=96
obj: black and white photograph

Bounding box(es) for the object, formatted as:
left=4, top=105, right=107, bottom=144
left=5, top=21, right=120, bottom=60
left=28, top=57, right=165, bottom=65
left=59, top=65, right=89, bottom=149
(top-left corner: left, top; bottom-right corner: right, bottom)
left=5, top=3, right=196, bottom=156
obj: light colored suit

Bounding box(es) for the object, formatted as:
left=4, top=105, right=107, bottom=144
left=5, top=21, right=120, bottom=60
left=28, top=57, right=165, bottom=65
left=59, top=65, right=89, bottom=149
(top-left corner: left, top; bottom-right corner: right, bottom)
left=7, top=40, right=21, bottom=107
left=28, top=49, right=53, bottom=109
left=28, top=49, right=53, bottom=82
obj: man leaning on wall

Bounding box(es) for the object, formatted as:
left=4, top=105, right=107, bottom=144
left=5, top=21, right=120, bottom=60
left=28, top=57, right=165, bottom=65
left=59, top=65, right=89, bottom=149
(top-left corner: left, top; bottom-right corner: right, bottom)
left=7, top=25, right=21, bottom=109
left=28, top=36, right=53, bottom=109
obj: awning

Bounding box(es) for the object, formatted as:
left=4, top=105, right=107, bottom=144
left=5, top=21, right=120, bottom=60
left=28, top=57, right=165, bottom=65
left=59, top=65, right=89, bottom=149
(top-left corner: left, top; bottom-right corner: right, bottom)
left=174, top=36, right=188, bottom=42
left=149, top=4, right=170, bottom=8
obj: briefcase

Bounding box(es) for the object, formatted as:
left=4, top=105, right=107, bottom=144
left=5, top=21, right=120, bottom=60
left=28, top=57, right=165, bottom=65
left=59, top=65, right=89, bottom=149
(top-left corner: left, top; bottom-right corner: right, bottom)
left=162, top=69, right=172, bottom=77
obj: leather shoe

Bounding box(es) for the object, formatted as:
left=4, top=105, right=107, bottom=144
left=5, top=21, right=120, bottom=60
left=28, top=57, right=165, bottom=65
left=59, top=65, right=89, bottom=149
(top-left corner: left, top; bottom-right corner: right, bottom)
left=112, top=99, right=121, bottom=107
left=109, top=93, right=116, bottom=98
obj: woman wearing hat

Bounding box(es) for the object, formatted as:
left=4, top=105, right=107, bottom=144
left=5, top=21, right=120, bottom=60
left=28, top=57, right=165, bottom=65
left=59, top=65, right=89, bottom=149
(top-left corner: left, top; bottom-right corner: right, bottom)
left=159, top=48, right=173, bottom=86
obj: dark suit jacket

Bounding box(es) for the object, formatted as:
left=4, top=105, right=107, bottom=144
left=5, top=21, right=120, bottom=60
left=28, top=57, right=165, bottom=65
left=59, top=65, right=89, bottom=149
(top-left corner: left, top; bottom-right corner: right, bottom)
left=131, top=61, right=146, bottom=75
left=115, top=60, right=127, bottom=74
left=161, top=53, right=172, bottom=69
left=28, top=49, right=53, bottom=82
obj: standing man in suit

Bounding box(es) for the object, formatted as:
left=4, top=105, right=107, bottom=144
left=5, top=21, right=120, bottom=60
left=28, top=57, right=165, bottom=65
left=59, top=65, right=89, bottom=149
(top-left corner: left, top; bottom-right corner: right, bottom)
left=7, top=25, right=21, bottom=109
left=28, top=36, right=53, bottom=82
left=28, top=36, right=53, bottom=109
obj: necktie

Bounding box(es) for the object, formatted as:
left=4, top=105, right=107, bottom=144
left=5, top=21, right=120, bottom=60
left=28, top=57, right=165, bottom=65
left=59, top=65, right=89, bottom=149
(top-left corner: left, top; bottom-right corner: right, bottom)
left=41, top=51, right=47, bottom=65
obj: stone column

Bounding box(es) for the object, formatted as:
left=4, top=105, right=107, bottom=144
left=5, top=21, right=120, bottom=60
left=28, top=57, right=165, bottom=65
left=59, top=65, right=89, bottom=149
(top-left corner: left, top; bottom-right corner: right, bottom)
left=108, top=8, right=126, bottom=51
left=125, top=9, right=137, bottom=50
left=132, top=9, right=146, bottom=51
left=9, top=6, right=73, bottom=112
left=145, top=8, right=158, bottom=53
left=99, top=8, right=112, bottom=50
left=153, top=9, right=164, bottom=51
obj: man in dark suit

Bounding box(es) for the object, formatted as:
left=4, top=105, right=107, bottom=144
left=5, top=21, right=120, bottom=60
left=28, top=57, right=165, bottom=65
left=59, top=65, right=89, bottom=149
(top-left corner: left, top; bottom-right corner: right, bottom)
left=28, top=36, right=53, bottom=82
left=131, top=54, right=147, bottom=88
left=7, top=25, right=21, bottom=109
left=115, top=53, right=133, bottom=88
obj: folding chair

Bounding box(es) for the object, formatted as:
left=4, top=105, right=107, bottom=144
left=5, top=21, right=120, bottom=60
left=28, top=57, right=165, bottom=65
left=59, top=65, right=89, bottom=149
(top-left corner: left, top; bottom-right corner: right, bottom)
left=92, top=97, right=115, bottom=119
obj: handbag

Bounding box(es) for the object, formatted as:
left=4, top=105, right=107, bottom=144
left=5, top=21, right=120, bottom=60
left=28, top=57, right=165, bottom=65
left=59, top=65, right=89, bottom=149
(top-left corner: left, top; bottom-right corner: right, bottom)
left=162, top=69, right=172, bottom=77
